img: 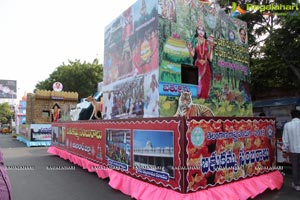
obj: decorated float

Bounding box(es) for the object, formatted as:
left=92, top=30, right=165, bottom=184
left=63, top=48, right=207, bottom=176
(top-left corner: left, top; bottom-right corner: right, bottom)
left=17, top=82, right=78, bottom=147
left=48, top=0, right=283, bottom=199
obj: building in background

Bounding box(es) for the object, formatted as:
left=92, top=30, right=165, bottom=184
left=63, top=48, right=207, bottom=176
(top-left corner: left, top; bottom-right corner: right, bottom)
left=15, top=94, right=27, bottom=135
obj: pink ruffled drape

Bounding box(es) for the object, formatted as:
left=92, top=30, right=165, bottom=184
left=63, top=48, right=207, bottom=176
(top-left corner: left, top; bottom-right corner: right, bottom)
left=48, top=146, right=283, bottom=200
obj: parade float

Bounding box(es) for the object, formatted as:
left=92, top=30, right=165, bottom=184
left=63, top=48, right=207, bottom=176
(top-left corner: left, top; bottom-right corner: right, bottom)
left=48, top=0, right=283, bottom=199
left=17, top=82, right=78, bottom=147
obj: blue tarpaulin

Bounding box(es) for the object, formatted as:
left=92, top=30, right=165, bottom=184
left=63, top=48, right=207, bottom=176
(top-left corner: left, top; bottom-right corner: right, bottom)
left=253, top=97, right=300, bottom=108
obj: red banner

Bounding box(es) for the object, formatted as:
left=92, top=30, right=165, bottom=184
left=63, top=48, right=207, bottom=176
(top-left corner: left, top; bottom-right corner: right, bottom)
left=51, top=117, right=276, bottom=193
left=52, top=119, right=183, bottom=191
left=186, top=118, right=276, bottom=191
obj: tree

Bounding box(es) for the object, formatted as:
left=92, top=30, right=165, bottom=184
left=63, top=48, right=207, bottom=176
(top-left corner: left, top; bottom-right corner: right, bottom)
left=249, top=4, right=300, bottom=99
left=35, top=59, right=103, bottom=101
left=219, top=0, right=300, bottom=99
left=0, top=102, right=14, bottom=124
left=251, top=17, right=300, bottom=96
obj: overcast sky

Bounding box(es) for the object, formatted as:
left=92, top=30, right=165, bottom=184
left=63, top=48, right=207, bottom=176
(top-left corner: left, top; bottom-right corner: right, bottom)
left=0, top=0, right=136, bottom=100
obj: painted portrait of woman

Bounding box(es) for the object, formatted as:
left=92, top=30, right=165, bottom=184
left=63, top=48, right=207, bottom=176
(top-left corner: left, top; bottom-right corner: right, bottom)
left=187, top=20, right=214, bottom=99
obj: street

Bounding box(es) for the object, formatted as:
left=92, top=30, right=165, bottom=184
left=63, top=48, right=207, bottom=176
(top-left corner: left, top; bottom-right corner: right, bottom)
left=1, top=134, right=299, bottom=200
left=0, top=134, right=132, bottom=200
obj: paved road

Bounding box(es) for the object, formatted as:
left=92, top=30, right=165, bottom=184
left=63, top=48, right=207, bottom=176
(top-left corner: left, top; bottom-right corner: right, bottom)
left=0, top=134, right=132, bottom=200
left=1, top=134, right=299, bottom=200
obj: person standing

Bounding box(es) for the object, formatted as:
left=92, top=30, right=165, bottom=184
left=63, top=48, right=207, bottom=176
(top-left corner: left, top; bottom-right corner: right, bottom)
left=0, top=149, right=12, bottom=200
left=282, top=109, right=300, bottom=191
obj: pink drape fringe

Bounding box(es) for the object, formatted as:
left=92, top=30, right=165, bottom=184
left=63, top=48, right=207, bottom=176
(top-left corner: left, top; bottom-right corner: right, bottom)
left=48, top=146, right=283, bottom=200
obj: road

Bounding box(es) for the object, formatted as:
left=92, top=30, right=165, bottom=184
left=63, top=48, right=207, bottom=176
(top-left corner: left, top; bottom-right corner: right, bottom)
left=0, top=134, right=132, bottom=200
left=0, top=134, right=299, bottom=200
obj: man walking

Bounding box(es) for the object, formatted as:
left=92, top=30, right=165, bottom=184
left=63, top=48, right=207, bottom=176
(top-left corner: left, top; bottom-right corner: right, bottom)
left=282, top=109, right=300, bottom=191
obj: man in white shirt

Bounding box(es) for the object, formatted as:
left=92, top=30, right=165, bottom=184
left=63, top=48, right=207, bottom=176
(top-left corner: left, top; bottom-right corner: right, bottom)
left=282, top=109, right=300, bottom=191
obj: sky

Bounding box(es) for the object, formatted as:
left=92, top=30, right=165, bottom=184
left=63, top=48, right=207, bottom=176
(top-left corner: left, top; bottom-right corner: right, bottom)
left=134, top=130, right=174, bottom=149
left=0, top=0, right=137, bottom=101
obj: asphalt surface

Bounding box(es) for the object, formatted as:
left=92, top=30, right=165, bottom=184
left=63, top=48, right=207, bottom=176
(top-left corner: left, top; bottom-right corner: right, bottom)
left=1, top=134, right=299, bottom=200
left=0, top=134, right=132, bottom=200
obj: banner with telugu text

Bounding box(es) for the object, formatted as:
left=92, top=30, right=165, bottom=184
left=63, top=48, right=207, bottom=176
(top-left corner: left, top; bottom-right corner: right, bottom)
left=186, top=118, right=276, bottom=191
left=51, top=118, right=183, bottom=192
left=51, top=117, right=276, bottom=193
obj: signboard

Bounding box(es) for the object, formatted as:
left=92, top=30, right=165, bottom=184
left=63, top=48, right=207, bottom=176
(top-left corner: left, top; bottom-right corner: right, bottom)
left=101, top=0, right=252, bottom=119
left=52, top=117, right=276, bottom=192
left=31, top=124, right=52, bottom=141
left=52, top=118, right=182, bottom=191
left=186, top=118, right=276, bottom=191
left=0, top=79, right=17, bottom=99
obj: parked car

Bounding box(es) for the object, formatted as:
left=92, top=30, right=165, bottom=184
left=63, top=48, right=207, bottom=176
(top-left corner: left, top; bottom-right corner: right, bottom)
left=1, top=124, right=12, bottom=134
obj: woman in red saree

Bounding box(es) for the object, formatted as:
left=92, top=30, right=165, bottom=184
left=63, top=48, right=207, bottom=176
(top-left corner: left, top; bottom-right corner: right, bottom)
left=51, top=103, right=61, bottom=122
left=187, top=23, right=214, bottom=99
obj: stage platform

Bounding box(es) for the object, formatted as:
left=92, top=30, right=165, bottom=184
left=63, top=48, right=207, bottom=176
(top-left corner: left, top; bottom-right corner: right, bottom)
left=16, top=136, right=51, bottom=147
